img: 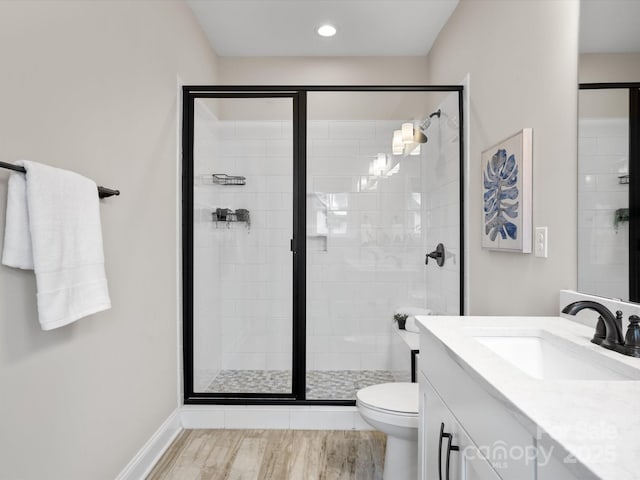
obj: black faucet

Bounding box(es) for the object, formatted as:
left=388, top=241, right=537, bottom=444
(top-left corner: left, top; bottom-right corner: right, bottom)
left=561, top=301, right=624, bottom=351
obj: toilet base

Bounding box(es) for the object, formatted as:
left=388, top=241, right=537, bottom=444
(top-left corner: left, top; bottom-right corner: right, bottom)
left=383, top=435, right=418, bottom=480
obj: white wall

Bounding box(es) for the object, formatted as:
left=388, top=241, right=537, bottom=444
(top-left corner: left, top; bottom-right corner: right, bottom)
left=0, top=1, right=218, bottom=478
left=427, top=0, right=580, bottom=315
left=579, top=53, right=640, bottom=83
left=219, top=56, right=430, bottom=85
left=577, top=53, right=638, bottom=170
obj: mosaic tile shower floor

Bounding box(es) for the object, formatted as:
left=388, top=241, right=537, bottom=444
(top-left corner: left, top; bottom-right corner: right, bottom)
left=205, top=369, right=395, bottom=400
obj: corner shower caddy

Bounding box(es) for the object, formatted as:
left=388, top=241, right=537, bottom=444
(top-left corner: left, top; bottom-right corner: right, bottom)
left=198, top=173, right=246, bottom=186
left=211, top=208, right=250, bottom=229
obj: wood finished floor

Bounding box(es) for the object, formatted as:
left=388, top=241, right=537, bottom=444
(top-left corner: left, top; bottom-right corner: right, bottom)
left=147, top=429, right=386, bottom=480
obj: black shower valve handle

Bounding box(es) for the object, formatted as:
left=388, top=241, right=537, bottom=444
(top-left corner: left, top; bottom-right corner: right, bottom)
left=425, top=250, right=441, bottom=263
left=425, top=243, right=446, bottom=267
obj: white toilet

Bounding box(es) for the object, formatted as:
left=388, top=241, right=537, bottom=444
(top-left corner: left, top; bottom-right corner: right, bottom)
left=356, top=382, right=419, bottom=480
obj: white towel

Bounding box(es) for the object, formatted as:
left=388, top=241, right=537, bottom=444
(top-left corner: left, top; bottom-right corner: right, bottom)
left=2, top=160, right=111, bottom=330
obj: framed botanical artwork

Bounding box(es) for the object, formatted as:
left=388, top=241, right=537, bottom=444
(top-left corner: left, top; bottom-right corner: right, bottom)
left=481, top=128, right=532, bottom=252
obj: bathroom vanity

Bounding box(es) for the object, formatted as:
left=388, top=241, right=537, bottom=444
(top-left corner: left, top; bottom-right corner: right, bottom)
left=417, top=316, right=640, bottom=480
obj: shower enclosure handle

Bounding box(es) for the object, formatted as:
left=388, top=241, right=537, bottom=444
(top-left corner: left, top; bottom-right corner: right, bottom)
left=426, top=243, right=446, bottom=267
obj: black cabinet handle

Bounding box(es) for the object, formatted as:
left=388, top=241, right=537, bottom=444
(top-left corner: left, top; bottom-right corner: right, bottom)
left=438, top=423, right=445, bottom=480
left=446, top=431, right=459, bottom=480
left=438, top=422, right=459, bottom=480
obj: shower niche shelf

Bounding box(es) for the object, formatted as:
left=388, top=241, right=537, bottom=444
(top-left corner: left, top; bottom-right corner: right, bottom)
left=197, top=173, right=246, bottom=186
left=211, top=208, right=250, bottom=229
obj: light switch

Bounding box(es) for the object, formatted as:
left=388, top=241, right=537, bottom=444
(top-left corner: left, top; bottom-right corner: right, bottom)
left=535, top=227, right=548, bottom=258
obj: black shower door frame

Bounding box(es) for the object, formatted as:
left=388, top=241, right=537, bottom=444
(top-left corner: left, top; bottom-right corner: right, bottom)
left=182, top=85, right=465, bottom=405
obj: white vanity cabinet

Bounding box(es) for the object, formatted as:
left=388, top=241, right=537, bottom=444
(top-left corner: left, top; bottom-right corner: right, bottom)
left=417, top=316, right=631, bottom=480
left=419, top=328, right=537, bottom=480
left=420, top=372, right=501, bottom=480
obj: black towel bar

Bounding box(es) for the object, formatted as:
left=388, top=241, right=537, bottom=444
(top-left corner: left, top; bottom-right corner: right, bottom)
left=0, top=161, right=120, bottom=198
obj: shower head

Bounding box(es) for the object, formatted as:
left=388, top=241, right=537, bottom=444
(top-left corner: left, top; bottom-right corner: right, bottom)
left=413, top=109, right=442, bottom=144
left=412, top=129, right=428, bottom=144
left=393, top=109, right=441, bottom=155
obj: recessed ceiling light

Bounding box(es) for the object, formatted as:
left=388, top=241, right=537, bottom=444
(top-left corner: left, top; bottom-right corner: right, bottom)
left=317, top=24, right=337, bottom=37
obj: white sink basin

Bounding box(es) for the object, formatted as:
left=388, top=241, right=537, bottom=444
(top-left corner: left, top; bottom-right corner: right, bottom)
left=473, top=331, right=636, bottom=381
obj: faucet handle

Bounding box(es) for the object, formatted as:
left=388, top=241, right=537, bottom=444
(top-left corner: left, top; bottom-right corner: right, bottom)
left=622, top=315, right=640, bottom=357
left=593, top=316, right=606, bottom=344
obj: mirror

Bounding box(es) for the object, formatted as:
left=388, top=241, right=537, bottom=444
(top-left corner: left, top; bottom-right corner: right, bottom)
left=577, top=87, right=631, bottom=300
left=578, top=0, right=640, bottom=302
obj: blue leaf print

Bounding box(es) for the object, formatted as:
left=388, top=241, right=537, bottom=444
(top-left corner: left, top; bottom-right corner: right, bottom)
left=483, top=149, right=519, bottom=241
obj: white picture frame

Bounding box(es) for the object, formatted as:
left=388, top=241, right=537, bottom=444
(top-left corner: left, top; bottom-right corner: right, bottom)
left=481, top=128, right=532, bottom=252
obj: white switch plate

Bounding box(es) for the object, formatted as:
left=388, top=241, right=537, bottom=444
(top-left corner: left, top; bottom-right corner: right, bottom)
left=535, top=227, right=548, bottom=258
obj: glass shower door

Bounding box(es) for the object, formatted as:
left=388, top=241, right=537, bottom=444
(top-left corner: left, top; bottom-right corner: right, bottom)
left=304, top=91, right=461, bottom=401
left=188, top=94, right=296, bottom=397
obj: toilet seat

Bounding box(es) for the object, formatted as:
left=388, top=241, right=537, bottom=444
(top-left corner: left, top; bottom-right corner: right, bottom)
left=356, top=382, right=420, bottom=480
left=356, top=382, right=419, bottom=415
left=356, top=383, right=419, bottom=429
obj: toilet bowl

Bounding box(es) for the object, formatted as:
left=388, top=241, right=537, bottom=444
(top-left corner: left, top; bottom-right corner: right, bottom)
left=356, top=382, right=419, bottom=480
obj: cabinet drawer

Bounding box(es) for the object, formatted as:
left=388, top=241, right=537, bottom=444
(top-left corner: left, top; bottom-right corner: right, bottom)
left=420, top=330, right=535, bottom=480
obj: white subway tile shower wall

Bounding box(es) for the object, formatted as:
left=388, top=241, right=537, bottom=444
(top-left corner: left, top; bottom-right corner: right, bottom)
left=307, top=119, right=418, bottom=371
left=215, top=119, right=294, bottom=374
left=193, top=110, right=293, bottom=387
left=578, top=118, right=629, bottom=300
left=306, top=94, right=461, bottom=372
left=423, top=93, right=461, bottom=316
left=193, top=95, right=460, bottom=381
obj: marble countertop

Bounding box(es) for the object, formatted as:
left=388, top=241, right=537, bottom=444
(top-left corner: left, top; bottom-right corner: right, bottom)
left=416, top=315, right=640, bottom=480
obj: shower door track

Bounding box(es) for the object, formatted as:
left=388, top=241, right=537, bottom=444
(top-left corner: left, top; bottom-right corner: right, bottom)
left=182, top=85, right=465, bottom=405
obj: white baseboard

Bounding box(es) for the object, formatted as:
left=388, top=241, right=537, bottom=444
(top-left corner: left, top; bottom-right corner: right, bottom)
left=116, top=408, right=182, bottom=480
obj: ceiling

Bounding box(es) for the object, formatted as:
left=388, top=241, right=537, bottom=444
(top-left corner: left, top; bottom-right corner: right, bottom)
left=579, top=0, right=640, bottom=53
left=186, top=0, right=459, bottom=57
left=187, top=0, right=640, bottom=58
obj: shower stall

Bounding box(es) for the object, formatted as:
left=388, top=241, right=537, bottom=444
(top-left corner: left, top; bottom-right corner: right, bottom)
left=182, top=86, right=463, bottom=404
